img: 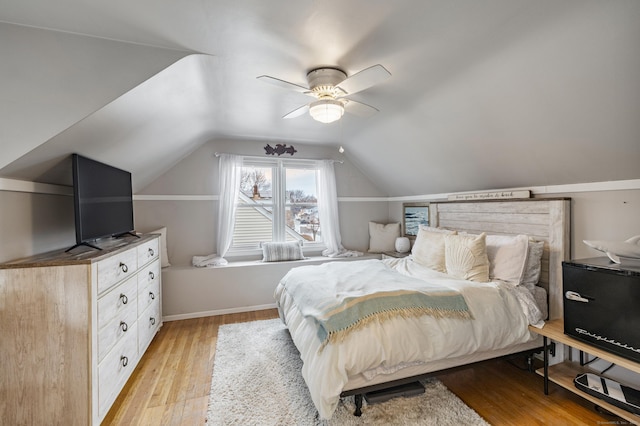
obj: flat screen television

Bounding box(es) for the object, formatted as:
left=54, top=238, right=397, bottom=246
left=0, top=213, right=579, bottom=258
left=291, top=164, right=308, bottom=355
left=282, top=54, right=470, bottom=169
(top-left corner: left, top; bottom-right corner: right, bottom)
left=69, top=154, right=135, bottom=251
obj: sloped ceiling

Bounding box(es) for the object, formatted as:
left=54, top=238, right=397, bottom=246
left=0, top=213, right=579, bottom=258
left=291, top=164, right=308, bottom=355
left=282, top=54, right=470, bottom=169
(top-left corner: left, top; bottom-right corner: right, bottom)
left=0, top=0, right=638, bottom=195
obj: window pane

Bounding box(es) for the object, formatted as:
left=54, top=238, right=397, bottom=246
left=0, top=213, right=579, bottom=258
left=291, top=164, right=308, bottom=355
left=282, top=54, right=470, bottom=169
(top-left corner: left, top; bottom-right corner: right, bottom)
left=232, top=204, right=274, bottom=247
left=233, top=166, right=274, bottom=248
left=286, top=168, right=321, bottom=243
left=240, top=166, right=272, bottom=202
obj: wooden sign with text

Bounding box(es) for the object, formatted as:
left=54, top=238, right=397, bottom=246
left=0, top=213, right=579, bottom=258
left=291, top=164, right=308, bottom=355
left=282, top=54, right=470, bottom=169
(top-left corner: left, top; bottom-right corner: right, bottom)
left=448, top=190, right=531, bottom=201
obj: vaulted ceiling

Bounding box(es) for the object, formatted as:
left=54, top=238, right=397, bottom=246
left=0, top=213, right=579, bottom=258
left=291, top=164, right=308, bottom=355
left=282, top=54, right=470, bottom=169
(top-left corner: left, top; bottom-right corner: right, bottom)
left=1, top=0, right=639, bottom=195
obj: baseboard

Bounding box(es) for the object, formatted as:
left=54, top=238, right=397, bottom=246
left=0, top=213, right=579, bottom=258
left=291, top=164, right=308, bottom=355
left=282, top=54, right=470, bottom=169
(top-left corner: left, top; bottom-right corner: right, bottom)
left=162, top=303, right=278, bottom=322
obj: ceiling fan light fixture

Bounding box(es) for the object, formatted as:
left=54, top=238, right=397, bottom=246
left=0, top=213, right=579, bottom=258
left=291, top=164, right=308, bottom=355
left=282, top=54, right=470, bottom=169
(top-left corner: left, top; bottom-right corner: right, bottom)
left=309, top=99, right=344, bottom=124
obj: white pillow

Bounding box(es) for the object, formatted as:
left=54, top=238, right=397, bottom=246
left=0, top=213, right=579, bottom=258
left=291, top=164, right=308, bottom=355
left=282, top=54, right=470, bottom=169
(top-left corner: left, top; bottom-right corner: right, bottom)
left=521, top=240, right=545, bottom=291
left=412, top=226, right=457, bottom=272
left=368, top=222, right=401, bottom=253
left=485, top=234, right=529, bottom=284
left=444, top=232, right=489, bottom=282
left=262, top=241, right=304, bottom=262
left=149, top=227, right=171, bottom=268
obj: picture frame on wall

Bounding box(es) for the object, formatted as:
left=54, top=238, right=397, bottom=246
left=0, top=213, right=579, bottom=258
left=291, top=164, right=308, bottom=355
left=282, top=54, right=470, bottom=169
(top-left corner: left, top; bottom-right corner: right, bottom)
left=403, top=202, right=429, bottom=238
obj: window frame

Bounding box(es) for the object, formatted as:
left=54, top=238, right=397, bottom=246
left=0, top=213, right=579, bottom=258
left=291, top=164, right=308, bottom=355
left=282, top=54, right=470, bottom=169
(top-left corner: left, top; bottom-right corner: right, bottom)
left=226, top=157, right=326, bottom=257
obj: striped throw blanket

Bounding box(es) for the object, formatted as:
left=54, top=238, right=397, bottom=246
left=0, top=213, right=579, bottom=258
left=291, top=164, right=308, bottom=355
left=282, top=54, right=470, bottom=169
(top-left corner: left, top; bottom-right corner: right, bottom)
left=278, top=259, right=472, bottom=348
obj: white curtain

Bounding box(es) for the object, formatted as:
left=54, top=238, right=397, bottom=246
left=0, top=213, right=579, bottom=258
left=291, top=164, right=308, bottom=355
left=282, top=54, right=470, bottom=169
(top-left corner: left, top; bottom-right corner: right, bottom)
left=317, top=160, right=361, bottom=257
left=216, top=154, right=243, bottom=259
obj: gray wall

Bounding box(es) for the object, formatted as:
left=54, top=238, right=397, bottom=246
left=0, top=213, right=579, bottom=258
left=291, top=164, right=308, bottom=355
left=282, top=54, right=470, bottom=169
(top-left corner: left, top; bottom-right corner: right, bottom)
left=0, top=22, right=187, bottom=172
left=1, top=151, right=638, bottom=319
left=130, top=139, right=640, bottom=318
left=131, top=138, right=390, bottom=318
left=1, top=178, right=638, bottom=268
left=135, top=139, right=389, bottom=265
left=562, top=190, right=640, bottom=259
left=388, top=189, right=640, bottom=261
left=0, top=139, right=388, bottom=263
left=0, top=190, right=75, bottom=263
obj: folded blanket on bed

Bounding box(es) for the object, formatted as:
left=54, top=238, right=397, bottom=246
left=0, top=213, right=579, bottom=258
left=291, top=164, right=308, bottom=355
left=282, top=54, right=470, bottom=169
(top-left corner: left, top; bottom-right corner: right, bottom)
left=278, top=259, right=472, bottom=348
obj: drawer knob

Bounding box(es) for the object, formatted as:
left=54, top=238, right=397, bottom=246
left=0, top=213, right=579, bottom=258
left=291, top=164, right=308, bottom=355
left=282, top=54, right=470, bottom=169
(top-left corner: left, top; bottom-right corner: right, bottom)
left=149, top=291, right=155, bottom=300
left=119, top=262, right=129, bottom=273
left=149, top=271, right=155, bottom=280
left=120, top=293, right=128, bottom=305
left=120, top=321, right=128, bottom=332
left=120, top=355, right=128, bottom=367
left=148, top=248, right=155, bottom=257
left=150, top=317, right=156, bottom=326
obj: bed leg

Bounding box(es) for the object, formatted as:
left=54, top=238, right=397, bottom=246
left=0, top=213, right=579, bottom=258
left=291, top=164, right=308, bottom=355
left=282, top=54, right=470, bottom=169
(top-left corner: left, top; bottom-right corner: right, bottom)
left=526, top=354, right=534, bottom=373
left=354, top=394, right=363, bottom=416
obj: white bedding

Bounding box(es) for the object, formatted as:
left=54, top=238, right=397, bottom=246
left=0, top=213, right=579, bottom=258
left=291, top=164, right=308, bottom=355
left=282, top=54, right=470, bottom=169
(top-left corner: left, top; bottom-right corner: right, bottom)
left=274, top=257, right=544, bottom=419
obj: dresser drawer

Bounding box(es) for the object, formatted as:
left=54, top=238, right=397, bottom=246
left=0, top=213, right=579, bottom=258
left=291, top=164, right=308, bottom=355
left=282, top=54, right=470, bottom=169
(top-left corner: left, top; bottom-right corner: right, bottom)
left=97, top=248, right=138, bottom=294
left=98, top=308, right=137, bottom=362
left=98, top=326, right=138, bottom=419
left=138, top=301, right=161, bottom=354
left=138, top=275, right=160, bottom=315
left=97, top=276, right=137, bottom=331
left=137, top=259, right=160, bottom=292
left=137, top=238, right=159, bottom=267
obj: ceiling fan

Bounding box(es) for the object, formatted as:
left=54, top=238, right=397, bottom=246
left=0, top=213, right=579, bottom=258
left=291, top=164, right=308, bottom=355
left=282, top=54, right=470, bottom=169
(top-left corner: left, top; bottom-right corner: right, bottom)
left=257, top=64, right=391, bottom=124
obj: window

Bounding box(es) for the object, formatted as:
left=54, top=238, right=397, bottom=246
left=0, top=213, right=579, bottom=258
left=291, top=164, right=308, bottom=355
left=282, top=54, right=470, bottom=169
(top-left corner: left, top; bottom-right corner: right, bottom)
left=230, top=158, right=323, bottom=252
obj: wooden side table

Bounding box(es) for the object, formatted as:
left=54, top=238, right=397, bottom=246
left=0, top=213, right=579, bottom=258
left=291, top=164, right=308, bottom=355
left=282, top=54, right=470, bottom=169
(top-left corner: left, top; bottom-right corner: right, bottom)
left=381, top=251, right=411, bottom=259
left=529, top=319, right=640, bottom=423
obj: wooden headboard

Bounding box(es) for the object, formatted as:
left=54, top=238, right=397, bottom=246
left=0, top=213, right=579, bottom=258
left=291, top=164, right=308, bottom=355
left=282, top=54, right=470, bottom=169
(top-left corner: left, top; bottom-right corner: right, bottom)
left=429, top=198, right=571, bottom=320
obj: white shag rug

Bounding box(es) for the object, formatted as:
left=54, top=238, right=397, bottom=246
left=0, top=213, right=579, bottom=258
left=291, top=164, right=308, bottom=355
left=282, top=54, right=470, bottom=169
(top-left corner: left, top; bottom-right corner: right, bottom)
left=207, top=318, right=490, bottom=426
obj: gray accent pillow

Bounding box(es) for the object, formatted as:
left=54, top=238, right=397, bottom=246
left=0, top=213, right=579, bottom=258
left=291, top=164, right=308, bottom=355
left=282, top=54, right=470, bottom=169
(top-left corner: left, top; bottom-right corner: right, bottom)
left=262, top=241, right=304, bottom=262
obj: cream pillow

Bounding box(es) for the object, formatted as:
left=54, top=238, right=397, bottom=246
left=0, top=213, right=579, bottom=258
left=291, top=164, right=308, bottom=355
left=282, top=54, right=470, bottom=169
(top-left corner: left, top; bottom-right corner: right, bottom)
left=444, top=232, right=489, bottom=282
left=149, top=227, right=171, bottom=268
left=368, top=222, right=401, bottom=253
left=485, top=234, right=529, bottom=284
left=412, top=226, right=457, bottom=272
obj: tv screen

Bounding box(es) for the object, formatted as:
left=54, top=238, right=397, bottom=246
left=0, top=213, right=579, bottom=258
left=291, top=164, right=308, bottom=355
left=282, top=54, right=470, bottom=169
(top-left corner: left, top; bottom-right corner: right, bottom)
left=72, top=154, right=134, bottom=246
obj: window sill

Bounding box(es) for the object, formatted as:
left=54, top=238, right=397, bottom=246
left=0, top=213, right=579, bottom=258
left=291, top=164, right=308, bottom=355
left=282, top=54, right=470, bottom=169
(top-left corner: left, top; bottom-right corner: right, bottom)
left=164, top=254, right=379, bottom=270
left=223, top=246, right=326, bottom=263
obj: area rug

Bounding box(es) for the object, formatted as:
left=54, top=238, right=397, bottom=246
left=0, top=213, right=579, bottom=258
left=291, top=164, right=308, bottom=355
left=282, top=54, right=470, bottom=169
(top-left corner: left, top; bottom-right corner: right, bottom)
left=206, top=318, right=490, bottom=425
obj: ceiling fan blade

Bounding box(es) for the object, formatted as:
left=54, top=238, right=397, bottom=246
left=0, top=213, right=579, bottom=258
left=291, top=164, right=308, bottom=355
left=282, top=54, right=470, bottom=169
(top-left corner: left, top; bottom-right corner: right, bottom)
left=336, top=64, right=391, bottom=95
left=344, top=99, right=379, bottom=117
left=257, top=75, right=310, bottom=94
left=283, top=104, right=310, bottom=119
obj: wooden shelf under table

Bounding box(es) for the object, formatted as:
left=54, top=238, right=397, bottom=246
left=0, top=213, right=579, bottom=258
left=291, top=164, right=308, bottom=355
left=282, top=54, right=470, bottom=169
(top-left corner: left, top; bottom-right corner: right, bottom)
left=529, top=319, right=640, bottom=424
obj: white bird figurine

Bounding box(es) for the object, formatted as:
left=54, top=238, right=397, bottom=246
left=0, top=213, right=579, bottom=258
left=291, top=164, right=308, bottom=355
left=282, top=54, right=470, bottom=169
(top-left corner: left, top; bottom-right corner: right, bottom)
left=583, top=235, right=640, bottom=264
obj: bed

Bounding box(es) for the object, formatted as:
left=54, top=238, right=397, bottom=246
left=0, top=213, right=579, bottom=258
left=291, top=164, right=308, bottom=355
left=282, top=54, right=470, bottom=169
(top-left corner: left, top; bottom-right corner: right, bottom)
left=274, top=199, right=570, bottom=419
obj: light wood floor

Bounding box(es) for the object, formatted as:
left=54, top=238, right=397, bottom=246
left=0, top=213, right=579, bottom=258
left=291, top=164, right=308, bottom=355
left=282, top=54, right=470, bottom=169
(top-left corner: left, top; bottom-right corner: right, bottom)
left=104, top=309, right=628, bottom=425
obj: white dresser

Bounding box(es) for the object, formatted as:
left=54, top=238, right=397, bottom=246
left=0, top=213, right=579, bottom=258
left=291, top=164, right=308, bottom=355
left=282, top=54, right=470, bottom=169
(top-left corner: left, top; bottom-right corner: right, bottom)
left=0, top=234, right=162, bottom=425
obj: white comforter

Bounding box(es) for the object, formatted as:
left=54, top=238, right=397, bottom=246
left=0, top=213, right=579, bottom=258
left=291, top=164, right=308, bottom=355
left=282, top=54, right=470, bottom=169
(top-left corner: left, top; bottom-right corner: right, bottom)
left=274, top=257, right=542, bottom=419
